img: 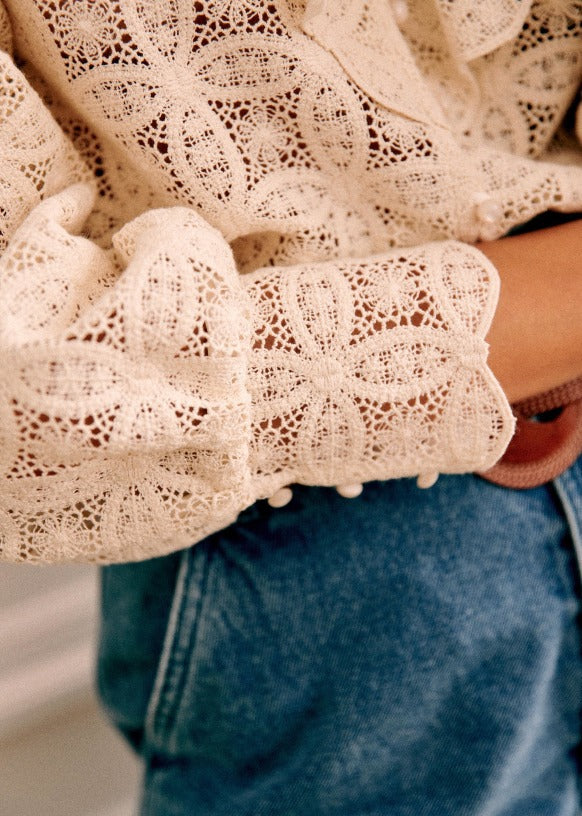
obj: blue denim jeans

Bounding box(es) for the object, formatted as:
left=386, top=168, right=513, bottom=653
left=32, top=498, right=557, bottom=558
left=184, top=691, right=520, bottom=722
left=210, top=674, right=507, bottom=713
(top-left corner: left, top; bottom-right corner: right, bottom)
left=97, top=459, right=582, bottom=815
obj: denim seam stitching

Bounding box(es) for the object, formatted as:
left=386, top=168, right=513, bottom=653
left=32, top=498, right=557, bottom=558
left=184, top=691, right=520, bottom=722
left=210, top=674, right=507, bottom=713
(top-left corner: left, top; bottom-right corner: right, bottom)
left=143, top=548, right=195, bottom=754
left=554, top=464, right=582, bottom=585
left=165, top=547, right=216, bottom=751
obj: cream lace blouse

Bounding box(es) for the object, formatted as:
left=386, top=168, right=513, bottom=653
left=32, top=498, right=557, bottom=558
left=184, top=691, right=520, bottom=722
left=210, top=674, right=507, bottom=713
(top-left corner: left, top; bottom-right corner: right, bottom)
left=0, top=0, right=580, bottom=563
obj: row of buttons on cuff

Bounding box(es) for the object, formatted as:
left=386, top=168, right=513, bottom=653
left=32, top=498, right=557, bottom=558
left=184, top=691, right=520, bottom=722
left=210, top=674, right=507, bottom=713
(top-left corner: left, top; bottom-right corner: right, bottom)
left=263, top=186, right=502, bottom=511
left=267, top=471, right=439, bottom=508
left=264, top=184, right=503, bottom=511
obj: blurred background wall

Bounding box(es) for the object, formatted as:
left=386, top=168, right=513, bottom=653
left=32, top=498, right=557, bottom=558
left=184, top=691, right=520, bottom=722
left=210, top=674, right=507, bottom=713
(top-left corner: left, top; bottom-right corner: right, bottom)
left=0, top=564, right=141, bottom=815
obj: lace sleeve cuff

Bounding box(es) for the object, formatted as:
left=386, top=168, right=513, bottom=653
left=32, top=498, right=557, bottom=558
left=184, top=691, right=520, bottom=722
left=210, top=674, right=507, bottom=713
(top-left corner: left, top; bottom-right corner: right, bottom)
left=245, top=241, right=515, bottom=497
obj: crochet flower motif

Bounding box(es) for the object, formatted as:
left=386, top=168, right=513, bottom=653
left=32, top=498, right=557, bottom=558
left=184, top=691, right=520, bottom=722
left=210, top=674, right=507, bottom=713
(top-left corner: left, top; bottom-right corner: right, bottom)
left=237, top=108, right=293, bottom=168
left=59, top=1, right=117, bottom=63
left=68, top=4, right=301, bottom=228
left=0, top=189, right=252, bottom=562
left=247, top=243, right=495, bottom=483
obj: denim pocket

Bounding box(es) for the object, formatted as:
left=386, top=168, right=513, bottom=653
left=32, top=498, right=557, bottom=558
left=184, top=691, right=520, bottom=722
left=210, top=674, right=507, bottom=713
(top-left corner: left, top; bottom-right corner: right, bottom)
left=143, top=538, right=217, bottom=758
left=97, top=551, right=183, bottom=751
left=141, top=495, right=328, bottom=767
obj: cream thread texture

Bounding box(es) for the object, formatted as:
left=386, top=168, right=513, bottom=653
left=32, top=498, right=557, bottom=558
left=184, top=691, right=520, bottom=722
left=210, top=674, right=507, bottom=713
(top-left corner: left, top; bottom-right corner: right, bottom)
left=0, top=0, right=581, bottom=562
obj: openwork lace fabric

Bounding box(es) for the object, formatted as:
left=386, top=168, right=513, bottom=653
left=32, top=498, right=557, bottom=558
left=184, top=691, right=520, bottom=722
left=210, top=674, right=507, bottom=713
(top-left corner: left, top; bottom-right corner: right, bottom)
left=0, top=0, right=581, bottom=562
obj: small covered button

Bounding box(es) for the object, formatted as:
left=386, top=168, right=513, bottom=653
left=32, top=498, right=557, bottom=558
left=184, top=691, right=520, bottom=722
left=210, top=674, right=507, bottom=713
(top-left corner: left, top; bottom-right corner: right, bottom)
left=336, top=483, right=364, bottom=499
left=416, top=471, right=439, bottom=489
left=473, top=192, right=503, bottom=226
left=267, top=486, right=294, bottom=508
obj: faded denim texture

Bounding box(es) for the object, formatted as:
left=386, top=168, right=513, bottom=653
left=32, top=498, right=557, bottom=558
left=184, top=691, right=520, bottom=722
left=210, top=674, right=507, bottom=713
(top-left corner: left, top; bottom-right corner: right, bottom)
left=98, top=459, right=582, bottom=815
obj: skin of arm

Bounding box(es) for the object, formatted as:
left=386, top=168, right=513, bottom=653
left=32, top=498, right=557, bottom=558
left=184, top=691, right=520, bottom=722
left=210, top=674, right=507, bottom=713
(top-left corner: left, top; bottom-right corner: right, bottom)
left=480, top=219, right=582, bottom=404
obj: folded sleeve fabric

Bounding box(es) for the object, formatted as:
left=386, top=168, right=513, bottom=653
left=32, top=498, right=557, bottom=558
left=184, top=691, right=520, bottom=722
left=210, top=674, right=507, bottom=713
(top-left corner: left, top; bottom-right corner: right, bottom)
left=0, top=0, right=580, bottom=563
left=0, top=181, right=511, bottom=563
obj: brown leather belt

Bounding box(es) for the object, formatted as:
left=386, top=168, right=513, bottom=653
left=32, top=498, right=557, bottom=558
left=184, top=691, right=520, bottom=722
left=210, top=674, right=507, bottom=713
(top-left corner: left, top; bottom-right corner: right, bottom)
left=481, top=377, right=582, bottom=489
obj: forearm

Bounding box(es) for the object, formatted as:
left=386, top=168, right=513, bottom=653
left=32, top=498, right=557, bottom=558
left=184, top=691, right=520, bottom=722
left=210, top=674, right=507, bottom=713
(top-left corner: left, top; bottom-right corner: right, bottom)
left=481, top=219, right=582, bottom=404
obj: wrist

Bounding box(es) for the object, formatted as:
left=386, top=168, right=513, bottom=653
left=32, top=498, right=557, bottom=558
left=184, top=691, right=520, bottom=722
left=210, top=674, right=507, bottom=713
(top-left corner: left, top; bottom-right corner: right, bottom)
left=480, top=220, right=582, bottom=404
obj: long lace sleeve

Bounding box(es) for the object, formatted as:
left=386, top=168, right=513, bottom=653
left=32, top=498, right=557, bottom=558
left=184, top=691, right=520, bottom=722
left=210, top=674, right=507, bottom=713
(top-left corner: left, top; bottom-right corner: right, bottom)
left=0, top=188, right=253, bottom=563
left=0, top=182, right=513, bottom=564
left=1, top=0, right=547, bottom=563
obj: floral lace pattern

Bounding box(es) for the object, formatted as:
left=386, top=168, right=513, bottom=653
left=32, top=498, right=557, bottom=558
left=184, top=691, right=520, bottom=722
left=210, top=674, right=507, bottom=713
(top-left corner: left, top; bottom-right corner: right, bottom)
left=0, top=53, right=89, bottom=252
left=0, top=0, right=580, bottom=562
left=0, top=187, right=252, bottom=563
left=246, top=242, right=509, bottom=494
left=58, top=1, right=117, bottom=64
